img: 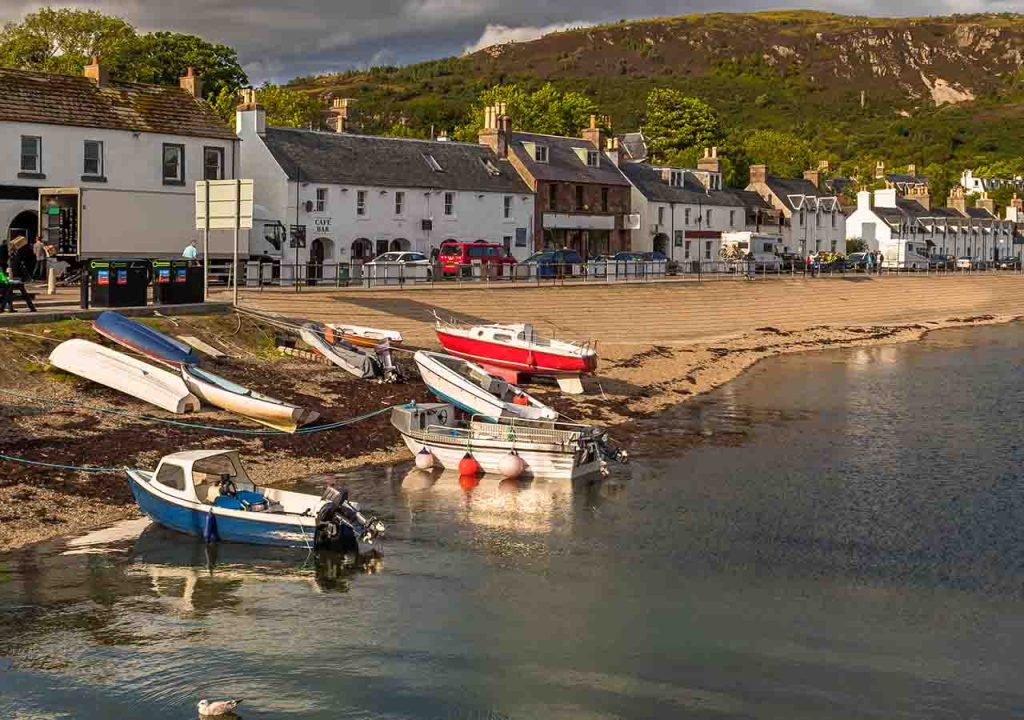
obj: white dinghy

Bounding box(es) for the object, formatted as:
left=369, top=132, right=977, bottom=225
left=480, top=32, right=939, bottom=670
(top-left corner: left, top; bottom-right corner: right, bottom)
left=180, top=366, right=318, bottom=433
left=49, top=339, right=200, bottom=414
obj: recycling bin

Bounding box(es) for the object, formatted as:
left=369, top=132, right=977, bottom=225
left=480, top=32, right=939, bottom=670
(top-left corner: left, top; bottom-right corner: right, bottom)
left=152, top=259, right=202, bottom=304
left=90, top=258, right=150, bottom=308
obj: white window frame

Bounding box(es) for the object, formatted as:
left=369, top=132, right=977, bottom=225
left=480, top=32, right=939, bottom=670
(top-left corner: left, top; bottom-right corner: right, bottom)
left=586, top=150, right=599, bottom=167
left=535, top=145, right=549, bottom=163
left=315, top=187, right=328, bottom=213
left=395, top=190, right=405, bottom=216
left=503, top=195, right=512, bottom=219
left=203, top=146, right=224, bottom=181
left=162, top=143, right=185, bottom=185
left=20, top=135, right=41, bottom=174
left=444, top=191, right=455, bottom=217
left=83, top=139, right=103, bottom=178
left=356, top=190, right=367, bottom=217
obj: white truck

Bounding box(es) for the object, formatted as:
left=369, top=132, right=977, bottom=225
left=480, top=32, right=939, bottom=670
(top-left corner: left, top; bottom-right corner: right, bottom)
left=878, top=237, right=930, bottom=271
left=720, top=232, right=781, bottom=269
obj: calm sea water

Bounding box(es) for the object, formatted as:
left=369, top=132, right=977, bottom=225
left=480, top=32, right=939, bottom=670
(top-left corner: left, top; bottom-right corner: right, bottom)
left=2, top=323, right=1024, bottom=719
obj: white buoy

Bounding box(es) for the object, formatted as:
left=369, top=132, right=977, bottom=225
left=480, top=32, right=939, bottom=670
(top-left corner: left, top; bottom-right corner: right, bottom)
left=414, top=447, right=434, bottom=470
left=499, top=451, right=525, bottom=479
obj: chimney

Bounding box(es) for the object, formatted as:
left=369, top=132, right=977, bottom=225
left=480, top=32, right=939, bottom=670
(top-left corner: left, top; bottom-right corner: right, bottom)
left=605, top=136, right=621, bottom=167
left=976, top=191, right=995, bottom=215
left=329, top=97, right=352, bottom=133
left=697, top=146, right=721, bottom=174
left=803, top=169, right=821, bottom=190
left=856, top=190, right=871, bottom=211
left=874, top=188, right=898, bottom=208
left=875, top=161, right=885, bottom=180
left=478, top=102, right=510, bottom=157
left=179, top=66, right=202, bottom=98
left=817, top=159, right=830, bottom=171
left=581, top=114, right=604, bottom=150
left=947, top=185, right=967, bottom=215
left=749, top=164, right=768, bottom=186
left=907, top=163, right=917, bottom=178
left=83, top=55, right=109, bottom=86
left=1013, top=193, right=1023, bottom=210
left=908, top=184, right=930, bottom=211
left=235, top=87, right=266, bottom=137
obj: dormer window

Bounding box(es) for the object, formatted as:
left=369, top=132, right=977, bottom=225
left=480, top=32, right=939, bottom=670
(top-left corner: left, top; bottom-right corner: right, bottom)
left=586, top=150, right=599, bottom=167
left=480, top=158, right=501, bottom=176
left=669, top=170, right=683, bottom=188
left=535, top=145, right=548, bottom=163
left=423, top=154, right=444, bottom=172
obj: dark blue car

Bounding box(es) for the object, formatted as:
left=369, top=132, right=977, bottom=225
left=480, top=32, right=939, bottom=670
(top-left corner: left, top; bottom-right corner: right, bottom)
left=524, top=249, right=584, bottom=277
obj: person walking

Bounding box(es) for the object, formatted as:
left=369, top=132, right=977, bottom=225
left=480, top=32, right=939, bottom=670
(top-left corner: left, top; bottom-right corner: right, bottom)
left=32, top=236, right=47, bottom=281
left=182, top=240, right=199, bottom=261
left=865, top=250, right=874, bottom=274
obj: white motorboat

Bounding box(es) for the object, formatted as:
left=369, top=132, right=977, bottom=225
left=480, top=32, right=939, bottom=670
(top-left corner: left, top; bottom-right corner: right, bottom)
left=391, top=402, right=605, bottom=480
left=180, top=365, right=319, bottom=433
left=49, top=339, right=200, bottom=414
left=299, top=322, right=380, bottom=380
left=325, top=323, right=403, bottom=349
left=413, top=350, right=557, bottom=423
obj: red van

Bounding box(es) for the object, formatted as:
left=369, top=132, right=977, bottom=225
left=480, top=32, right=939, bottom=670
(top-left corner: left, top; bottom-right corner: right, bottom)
left=438, top=240, right=517, bottom=277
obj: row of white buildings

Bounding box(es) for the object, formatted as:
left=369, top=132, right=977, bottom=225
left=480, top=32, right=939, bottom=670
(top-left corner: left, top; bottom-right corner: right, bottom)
left=0, top=60, right=1019, bottom=271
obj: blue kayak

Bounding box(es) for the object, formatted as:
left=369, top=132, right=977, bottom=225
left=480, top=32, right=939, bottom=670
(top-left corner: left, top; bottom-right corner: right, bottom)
left=92, top=311, right=199, bottom=367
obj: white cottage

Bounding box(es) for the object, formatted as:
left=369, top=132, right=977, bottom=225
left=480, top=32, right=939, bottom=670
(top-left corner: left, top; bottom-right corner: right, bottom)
left=236, top=96, right=534, bottom=280
left=0, top=60, right=238, bottom=259
left=746, top=165, right=844, bottom=255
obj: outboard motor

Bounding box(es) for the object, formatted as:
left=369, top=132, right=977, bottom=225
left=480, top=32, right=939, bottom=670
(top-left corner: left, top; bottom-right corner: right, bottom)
left=314, top=484, right=386, bottom=551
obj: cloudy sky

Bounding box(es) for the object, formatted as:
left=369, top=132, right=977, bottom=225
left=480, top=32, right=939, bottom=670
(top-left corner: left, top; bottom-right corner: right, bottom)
left=0, top=0, right=1012, bottom=82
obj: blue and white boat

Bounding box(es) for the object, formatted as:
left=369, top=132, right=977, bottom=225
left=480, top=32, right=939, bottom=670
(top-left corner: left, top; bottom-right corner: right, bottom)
left=93, top=311, right=199, bottom=367
left=126, top=450, right=385, bottom=551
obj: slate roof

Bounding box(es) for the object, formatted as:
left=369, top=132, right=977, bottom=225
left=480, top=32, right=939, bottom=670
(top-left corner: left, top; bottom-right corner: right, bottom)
left=263, top=128, right=531, bottom=194
left=0, top=67, right=235, bottom=140
left=763, top=176, right=835, bottom=210
left=885, top=173, right=929, bottom=185
left=616, top=132, right=648, bottom=162
left=621, top=163, right=745, bottom=205
left=508, top=132, right=630, bottom=186
left=965, top=207, right=997, bottom=219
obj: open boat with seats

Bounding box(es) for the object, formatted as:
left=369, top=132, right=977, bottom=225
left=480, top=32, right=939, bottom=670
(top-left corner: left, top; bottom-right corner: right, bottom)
left=299, top=321, right=398, bottom=382
left=126, top=450, right=385, bottom=551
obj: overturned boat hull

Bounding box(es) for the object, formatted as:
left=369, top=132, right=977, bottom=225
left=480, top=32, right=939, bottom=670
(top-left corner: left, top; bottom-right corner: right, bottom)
left=92, top=311, right=199, bottom=367
left=181, top=366, right=318, bottom=433
left=49, top=339, right=200, bottom=414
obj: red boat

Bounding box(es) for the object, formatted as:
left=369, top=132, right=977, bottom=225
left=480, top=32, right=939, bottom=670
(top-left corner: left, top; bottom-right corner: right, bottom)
left=434, top=316, right=597, bottom=389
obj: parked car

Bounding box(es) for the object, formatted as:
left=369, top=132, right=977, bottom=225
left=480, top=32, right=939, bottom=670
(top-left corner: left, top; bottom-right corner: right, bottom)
left=523, top=249, right=584, bottom=277
left=928, top=254, right=956, bottom=271
left=845, top=252, right=868, bottom=271
left=997, top=256, right=1022, bottom=270
left=365, top=251, right=432, bottom=279
left=956, top=256, right=976, bottom=270
left=438, top=240, right=516, bottom=277
left=777, top=253, right=805, bottom=272
left=612, top=251, right=668, bottom=262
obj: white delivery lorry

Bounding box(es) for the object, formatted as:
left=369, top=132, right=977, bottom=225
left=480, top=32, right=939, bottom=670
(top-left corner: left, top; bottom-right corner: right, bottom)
left=879, top=237, right=930, bottom=271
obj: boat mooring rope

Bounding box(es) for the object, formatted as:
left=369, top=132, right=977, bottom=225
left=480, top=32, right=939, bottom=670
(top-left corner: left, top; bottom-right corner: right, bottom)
left=0, top=452, right=122, bottom=473
left=0, top=388, right=395, bottom=436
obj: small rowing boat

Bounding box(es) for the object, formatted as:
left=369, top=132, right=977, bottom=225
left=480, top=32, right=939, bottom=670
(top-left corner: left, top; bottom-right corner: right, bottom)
left=93, top=311, right=199, bottom=367
left=414, top=350, right=557, bottom=422
left=49, top=339, right=200, bottom=414
left=126, top=450, right=385, bottom=551
left=180, top=365, right=318, bottom=432
left=434, top=314, right=596, bottom=393
left=325, top=323, right=403, bottom=349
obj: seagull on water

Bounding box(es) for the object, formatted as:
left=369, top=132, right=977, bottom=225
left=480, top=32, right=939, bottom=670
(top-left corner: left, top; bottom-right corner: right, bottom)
left=197, top=698, right=243, bottom=716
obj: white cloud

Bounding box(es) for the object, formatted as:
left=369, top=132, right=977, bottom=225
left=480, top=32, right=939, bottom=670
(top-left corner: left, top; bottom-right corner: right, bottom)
left=464, top=21, right=593, bottom=54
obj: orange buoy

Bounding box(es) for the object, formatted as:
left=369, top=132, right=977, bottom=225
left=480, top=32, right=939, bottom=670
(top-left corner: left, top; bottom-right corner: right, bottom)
left=458, top=452, right=480, bottom=477
left=512, top=395, right=529, bottom=406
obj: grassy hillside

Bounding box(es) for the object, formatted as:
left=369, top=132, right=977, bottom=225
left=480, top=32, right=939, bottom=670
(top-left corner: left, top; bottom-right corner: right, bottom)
left=288, top=11, right=1024, bottom=193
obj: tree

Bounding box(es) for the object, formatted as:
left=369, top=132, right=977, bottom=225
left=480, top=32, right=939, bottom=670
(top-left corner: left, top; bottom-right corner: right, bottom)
left=741, top=129, right=813, bottom=178
left=127, top=32, right=247, bottom=98
left=846, top=238, right=867, bottom=254
left=256, top=83, right=325, bottom=129
left=643, top=89, right=722, bottom=163
left=454, top=83, right=598, bottom=142
left=0, top=7, right=137, bottom=76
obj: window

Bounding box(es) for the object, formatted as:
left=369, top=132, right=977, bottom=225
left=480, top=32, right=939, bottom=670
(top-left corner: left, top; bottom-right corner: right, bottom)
left=684, top=240, right=691, bottom=259
left=423, top=154, right=444, bottom=172
left=356, top=190, right=367, bottom=216
left=20, top=135, right=41, bottom=173
left=395, top=191, right=404, bottom=216
left=674, top=230, right=683, bottom=247
left=316, top=188, right=328, bottom=213
left=729, top=210, right=736, bottom=227
left=162, top=143, right=185, bottom=184
left=601, top=187, right=609, bottom=212
left=155, top=464, right=186, bottom=491
left=798, top=208, right=805, bottom=227
left=816, top=208, right=822, bottom=227
left=586, top=150, right=599, bottom=167
left=670, top=170, right=683, bottom=188
left=203, top=146, right=224, bottom=180
left=535, top=145, right=549, bottom=163
left=706, top=210, right=712, bottom=227
left=503, top=195, right=512, bottom=219
left=83, top=140, right=103, bottom=177
left=444, top=191, right=455, bottom=216
left=684, top=208, right=691, bottom=225
left=705, top=241, right=712, bottom=260
left=549, top=184, right=558, bottom=211
left=831, top=211, right=837, bottom=228
left=657, top=206, right=665, bottom=225
left=575, top=185, right=584, bottom=210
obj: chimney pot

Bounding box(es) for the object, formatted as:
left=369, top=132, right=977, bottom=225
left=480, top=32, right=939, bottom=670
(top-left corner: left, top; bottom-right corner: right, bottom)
left=749, top=164, right=768, bottom=186
left=179, top=65, right=202, bottom=98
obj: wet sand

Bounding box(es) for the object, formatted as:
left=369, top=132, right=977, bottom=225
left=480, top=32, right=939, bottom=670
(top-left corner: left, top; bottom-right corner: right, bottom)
left=2, top=275, right=1020, bottom=550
